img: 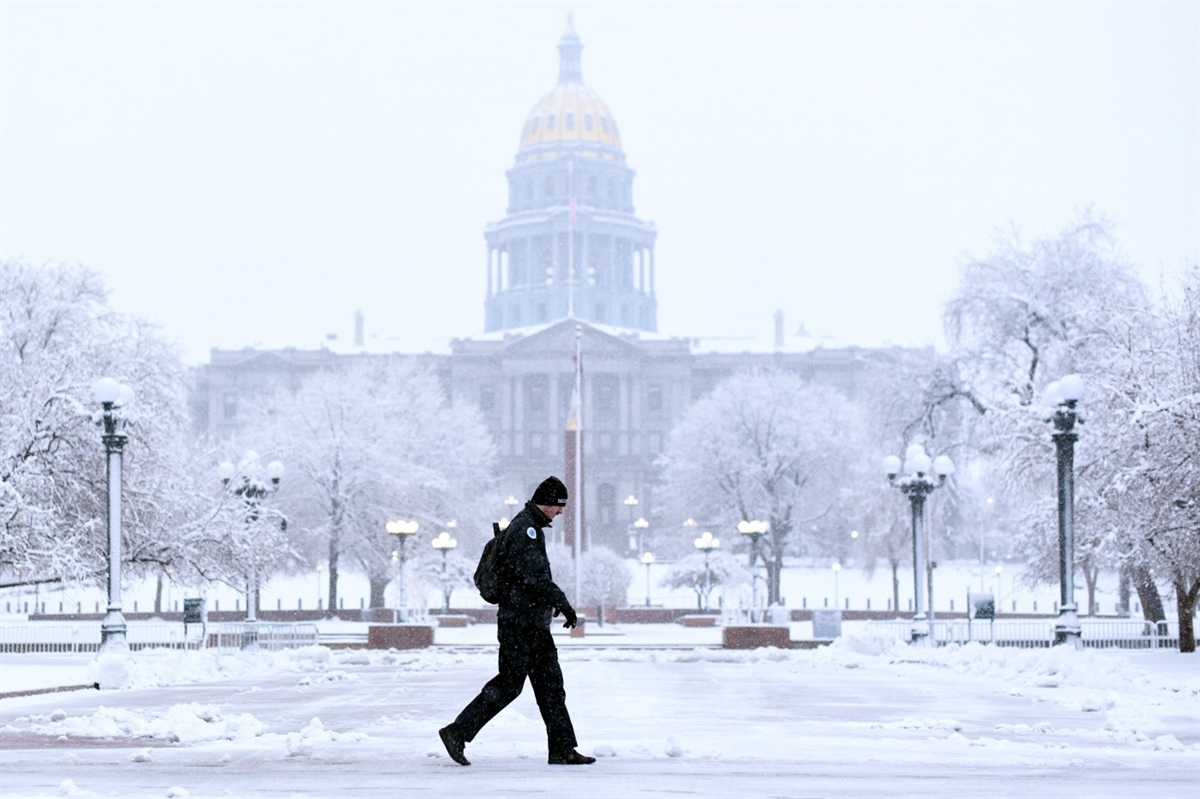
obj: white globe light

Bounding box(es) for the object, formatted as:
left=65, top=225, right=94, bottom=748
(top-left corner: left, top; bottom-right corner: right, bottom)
left=116, top=384, right=136, bottom=407
left=905, top=451, right=932, bottom=475
left=932, top=454, right=955, bottom=477
left=92, top=377, right=120, bottom=404
left=1058, top=373, right=1085, bottom=402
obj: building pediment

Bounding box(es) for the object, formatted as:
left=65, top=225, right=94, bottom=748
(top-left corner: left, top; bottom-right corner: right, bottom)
left=493, top=319, right=646, bottom=360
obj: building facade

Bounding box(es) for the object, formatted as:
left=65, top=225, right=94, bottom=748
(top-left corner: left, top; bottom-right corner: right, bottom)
left=193, top=22, right=880, bottom=555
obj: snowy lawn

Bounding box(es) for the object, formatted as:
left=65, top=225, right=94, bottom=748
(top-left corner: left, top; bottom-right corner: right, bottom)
left=0, top=627, right=1197, bottom=798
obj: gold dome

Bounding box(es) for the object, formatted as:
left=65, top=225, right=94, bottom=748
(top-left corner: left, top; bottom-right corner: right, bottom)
left=517, top=83, right=622, bottom=161
left=515, top=18, right=623, bottom=163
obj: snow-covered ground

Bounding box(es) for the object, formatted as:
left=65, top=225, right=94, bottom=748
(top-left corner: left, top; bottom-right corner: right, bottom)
left=1, top=623, right=1196, bottom=798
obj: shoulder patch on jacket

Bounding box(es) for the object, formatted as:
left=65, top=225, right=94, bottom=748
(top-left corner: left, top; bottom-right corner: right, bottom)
left=526, top=526, right=538, bottom=540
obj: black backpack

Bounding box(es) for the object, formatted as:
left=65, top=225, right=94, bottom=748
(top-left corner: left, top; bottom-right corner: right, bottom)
left=474, top=521, right=507, bottom=604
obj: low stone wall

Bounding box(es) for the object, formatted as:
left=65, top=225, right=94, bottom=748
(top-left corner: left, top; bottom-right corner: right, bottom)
left=431, top=615, right=472, bottom=628
left=722, top=625, right=791, bottom=649
left=367, top=625, right=434, bottom=650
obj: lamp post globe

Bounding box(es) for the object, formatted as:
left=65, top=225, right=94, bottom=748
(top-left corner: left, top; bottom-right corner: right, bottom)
left=694, top=532, right=720, bottom=612
left=737, top=520, right=769, bottom=622
left=386, top=520, right=419, bottom=622
left=92, top=378, right=135, bottom=654
left=432, top=531, right=458, bottom=614
left=640, top=551, right=655, bottom=607
left=219, top=451, right=284, bottom=650
left=884, top=442, right=953, bottom=644
left=832, top=561, right=842, bottom=609
left=1046, top=375, right=1085, bottom=648
left=632, top=516, right=650, bottom=556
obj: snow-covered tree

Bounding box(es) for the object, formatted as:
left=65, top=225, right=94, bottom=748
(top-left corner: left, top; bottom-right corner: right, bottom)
left=412, top=544, right=475, bottom=613
left=240, top=360, right=497, bottom=614
left=1101, top=264, right=1200, bottom=650
left=0, top=260, right=209, bottom=590
left=936, top=215, right=1173, bottom=619
left=661, top=367, right=865, bottom=604
left=659, top=551, right=750, bottom=611
left=577, top=546, right=631, bottom=625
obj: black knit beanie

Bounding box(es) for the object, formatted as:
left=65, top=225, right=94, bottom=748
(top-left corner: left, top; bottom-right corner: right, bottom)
left=531, top=476, right=569, bottom=506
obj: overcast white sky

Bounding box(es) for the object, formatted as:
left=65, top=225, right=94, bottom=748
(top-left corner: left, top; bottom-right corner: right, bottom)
left=2, top=1, right=1196, bottom=365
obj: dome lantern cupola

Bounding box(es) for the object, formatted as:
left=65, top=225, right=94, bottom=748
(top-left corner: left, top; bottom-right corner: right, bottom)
left=558, top=15, right=583, bottom=83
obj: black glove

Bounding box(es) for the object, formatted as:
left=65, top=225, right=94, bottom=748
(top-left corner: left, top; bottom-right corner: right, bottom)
left=555, top=604, right=578, bottom=629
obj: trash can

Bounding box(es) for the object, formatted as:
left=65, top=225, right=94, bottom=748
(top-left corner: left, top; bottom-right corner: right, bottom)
left=812, top=609, right=842, bottom=638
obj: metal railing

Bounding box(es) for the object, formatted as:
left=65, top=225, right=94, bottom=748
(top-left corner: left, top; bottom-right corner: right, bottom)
left=0, top=622, right=319, bottom=654
left=209, top=622, right=320, bottom=653
left=868, top=618, right=1180, bottom=649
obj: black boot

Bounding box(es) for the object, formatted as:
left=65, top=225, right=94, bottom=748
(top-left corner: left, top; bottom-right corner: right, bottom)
left=548, top=749, right=596, bottom=765
left=439, top=726, right=470, bottom=766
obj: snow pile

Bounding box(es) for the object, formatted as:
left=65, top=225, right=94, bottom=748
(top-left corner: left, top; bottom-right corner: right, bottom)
left=96, top=645, right=334, bottom=691
left=281, top=716, right=369, bottom=758
left=87, top=651, right=130, bottom=690
left=21, top=702, right=266, bottom=743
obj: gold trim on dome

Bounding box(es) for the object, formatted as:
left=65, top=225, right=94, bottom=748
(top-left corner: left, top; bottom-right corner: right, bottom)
left=518, top=82, right=622, bottom=152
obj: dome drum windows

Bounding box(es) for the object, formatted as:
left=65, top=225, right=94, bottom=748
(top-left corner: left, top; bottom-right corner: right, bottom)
left=565, top=113, right=575, bottom=131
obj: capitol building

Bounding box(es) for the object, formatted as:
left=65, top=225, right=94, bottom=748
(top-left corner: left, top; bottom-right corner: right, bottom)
left=194, top=20, right=886, bottom=554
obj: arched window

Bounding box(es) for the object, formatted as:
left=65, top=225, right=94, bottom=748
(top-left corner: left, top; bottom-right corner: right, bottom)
left=598, top=483, right=616, bottom=524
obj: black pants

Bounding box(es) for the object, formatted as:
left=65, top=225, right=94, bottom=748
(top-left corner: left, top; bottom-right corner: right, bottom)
left=449, top=620, right=577, bottom=752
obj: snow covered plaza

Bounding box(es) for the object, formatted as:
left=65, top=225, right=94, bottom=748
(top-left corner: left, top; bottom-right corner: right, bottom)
left=1, top=624, right=1197, bottom=799
left=2, top=5, right=1198, bottom=798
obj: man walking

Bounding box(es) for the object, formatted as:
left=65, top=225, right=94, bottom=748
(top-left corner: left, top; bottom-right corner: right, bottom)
left=439, top=476, right=595, bottom=766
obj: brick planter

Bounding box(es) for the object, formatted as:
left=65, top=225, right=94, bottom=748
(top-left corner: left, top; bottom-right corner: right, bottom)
left=570, top=617, right=587, bottom=638
left=722, top=625, right=791, bottom=649
left=678, top=615, right=718, bottom=627
left=367, top=625, right=434, bottom=650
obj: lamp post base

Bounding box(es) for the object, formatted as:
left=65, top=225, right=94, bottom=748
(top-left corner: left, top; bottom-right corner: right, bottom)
left=241, top=619, right=260, bottom=651
left=909, top=615, right=930, bottom=646
left=1053, top=607, right=1082, bottom=648
left=99, top=608, right=128, bottom=654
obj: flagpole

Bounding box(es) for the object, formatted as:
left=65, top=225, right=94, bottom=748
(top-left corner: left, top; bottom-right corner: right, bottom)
left=573, top=323, right=582, bottom=608
left=567, top=159, right=575, bottom=320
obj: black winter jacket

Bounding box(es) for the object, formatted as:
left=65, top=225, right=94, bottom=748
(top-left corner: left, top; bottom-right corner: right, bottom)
left=497, top=501, right=570, bottom=627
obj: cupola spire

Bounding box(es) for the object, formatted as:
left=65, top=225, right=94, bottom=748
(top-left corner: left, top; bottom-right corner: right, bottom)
left=558, top=14, right=583, bottom=83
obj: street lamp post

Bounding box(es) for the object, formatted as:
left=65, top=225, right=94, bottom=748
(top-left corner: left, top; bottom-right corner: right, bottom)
left=315, top=563, right=324, bottom=610
left=994, top=564, right=1004, bottom=613
left=218, top=451, right=284, bottom=650
left=694, top=531, right=720, bottom=612
left=633, top=516, right=650, bottom=556
left=624, top=495, right=639, bottom=553
left=432, top=531, right=458, bottom=614
left=884, top=443, right=954, bottom=644
left=92, top=378, right=135, bottom=655
left=640, top=552, right=655, bottom=607
left=737, top=520, right=769, bottom=622
left=386, top=519, right=419, bottom=622
left=1046, top=374, right=1085, bottom=648
left=832, top=561, right=842, bottom=609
